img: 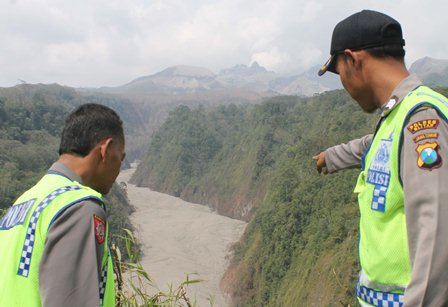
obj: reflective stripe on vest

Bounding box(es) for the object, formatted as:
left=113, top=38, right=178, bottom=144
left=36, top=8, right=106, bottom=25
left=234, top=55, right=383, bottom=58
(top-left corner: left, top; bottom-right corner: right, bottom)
left=99, top=256, right=108, bottom=305
left=0, top=173, right=116, bottom=307
left=355, top=86, right=448, bottom=299
left=17, top=185, right=82, bottom=277
left=357, top=282, right=404, bottom=307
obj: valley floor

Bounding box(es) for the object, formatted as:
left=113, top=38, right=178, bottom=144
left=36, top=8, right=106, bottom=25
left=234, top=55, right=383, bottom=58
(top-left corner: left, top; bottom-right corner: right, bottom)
left=117, top=167, right=247, bottom=307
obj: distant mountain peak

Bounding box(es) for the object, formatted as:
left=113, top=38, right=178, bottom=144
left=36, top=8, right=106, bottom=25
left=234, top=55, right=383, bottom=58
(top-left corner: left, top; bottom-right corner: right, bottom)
left=409, top=57, right=448, bottom=73
left=156, top=65, right=215, bottom=78
left=409, top=57, right=448, bottom=86
left=250, top=61, right=268, bottom=72
left=219, top=62, right=270, bottom=76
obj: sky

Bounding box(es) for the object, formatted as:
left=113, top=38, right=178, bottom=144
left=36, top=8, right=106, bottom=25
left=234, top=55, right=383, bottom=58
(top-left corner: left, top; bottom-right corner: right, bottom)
left=0, top=0, right=447, bottom=88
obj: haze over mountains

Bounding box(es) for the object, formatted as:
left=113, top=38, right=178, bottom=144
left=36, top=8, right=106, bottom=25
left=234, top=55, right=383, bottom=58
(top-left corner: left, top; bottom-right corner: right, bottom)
left=97, top=61, right=341, bottom=97
left=94, top=57, right=448, bottom=97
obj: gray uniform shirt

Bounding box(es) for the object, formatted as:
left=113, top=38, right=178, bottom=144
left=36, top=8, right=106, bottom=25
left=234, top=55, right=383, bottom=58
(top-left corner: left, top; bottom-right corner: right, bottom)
left=38, top=162, right=107, bottom=307
left=324, top=74, right=448, bottom=306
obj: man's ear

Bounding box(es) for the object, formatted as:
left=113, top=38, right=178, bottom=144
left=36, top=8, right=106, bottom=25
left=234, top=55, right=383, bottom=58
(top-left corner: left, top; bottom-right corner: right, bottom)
left=99, top=138, right=113, bottom=162
left=343, top=49, right=355, bottom=64
left=344, top=49, right=362, bottom=71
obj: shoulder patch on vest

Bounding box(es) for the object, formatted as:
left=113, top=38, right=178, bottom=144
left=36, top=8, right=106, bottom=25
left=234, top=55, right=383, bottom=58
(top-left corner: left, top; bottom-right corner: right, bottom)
left=93, top=215, right=106, bottom=244
left=413, top=132, right=439, bottom=143
left=407, top=119, right=439, bottom=134
left=416, top=142, right=442, bottom=170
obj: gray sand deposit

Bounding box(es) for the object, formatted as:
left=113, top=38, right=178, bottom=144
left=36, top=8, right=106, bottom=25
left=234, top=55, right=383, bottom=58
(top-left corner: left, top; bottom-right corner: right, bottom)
left=117, top=167, right=246, bottom=306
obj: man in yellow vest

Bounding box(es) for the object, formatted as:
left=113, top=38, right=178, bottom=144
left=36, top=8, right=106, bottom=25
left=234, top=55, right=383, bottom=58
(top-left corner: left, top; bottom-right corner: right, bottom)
left=0, top=103, right=125, bottom=306
left=314, top=10, right=448, bottom=306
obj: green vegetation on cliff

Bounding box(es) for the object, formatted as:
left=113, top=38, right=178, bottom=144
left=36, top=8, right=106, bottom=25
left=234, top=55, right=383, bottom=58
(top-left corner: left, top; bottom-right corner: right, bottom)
left=131, top=87, right=448, bottom=305
left=132, top=90, right=376, bottom=223
left=132, top=98, right=303, bottom=220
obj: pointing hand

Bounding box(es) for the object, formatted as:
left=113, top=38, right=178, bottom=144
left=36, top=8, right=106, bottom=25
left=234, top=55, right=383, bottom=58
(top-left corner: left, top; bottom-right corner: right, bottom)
left=312, top=152, right=328, bottom=175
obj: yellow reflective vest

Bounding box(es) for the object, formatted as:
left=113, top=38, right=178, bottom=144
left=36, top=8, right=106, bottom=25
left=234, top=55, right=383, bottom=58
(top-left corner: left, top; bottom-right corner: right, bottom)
left=354, top=86, right=448, bottom=306
left=0, top=172, right=116, bottom=306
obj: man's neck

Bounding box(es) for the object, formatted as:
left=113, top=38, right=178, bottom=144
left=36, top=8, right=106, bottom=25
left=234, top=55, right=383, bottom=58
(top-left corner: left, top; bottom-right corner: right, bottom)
left=58, top=154, right=94, bottom=186
left=367, top=58, right=409, bottom=108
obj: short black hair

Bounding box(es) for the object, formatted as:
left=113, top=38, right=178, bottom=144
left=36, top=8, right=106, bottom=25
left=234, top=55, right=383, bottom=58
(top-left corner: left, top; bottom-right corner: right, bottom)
left=59, top=103, right=124, bottom=157
left=365, top=44, right=406, bottom=61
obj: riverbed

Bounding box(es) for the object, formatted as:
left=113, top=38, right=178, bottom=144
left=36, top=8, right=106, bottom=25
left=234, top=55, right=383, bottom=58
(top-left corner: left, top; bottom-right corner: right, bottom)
left=117, top=167, right=247, bottom=307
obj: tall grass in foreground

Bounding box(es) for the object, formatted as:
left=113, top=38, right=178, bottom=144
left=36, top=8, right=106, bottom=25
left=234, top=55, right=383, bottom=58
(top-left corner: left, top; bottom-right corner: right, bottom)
left=112, top=229, right=215, bottom=307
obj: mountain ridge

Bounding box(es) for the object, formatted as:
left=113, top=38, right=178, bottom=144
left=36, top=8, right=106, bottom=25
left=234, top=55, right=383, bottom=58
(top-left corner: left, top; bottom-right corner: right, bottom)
left=96, top=62, right=340, bottom=97
left=409, top=56, right=448, bottom=87
left=93, top=56, right=448, bottom=97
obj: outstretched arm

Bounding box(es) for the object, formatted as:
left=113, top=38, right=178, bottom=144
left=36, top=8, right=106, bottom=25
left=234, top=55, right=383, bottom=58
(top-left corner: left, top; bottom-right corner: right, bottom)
left=313, top=134, right=373, bottom=174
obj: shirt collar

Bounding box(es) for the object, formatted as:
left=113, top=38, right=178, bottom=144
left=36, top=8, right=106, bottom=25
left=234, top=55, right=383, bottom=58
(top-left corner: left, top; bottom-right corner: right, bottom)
left=380, top=74, right=422, bottom=116
left=48, top=161, right=83, bottom=184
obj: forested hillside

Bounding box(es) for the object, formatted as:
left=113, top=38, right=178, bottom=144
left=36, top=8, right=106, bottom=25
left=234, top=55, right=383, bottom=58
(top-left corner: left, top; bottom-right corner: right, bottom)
left=132, top=87, right=448, bottom=305
left=0, top=84, right=140, bottom=253
left=132, top=91, right=376, bottom=222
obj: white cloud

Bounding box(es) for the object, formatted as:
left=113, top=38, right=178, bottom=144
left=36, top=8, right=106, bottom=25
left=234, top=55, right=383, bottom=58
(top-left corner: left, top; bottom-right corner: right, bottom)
left=0, top=0, right=447, bottom=87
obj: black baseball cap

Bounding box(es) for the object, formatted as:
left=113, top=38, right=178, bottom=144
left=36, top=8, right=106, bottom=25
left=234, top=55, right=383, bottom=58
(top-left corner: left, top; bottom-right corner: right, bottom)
left=318, top=10, right=405, bottom=76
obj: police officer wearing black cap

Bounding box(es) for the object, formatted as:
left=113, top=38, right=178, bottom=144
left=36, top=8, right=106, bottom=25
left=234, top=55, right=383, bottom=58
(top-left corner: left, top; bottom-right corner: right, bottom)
left=313, top=10, right=448, bottom=307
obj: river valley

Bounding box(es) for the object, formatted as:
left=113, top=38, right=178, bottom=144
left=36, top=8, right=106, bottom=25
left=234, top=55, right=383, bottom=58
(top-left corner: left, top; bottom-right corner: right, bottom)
left=117, top=167, right=247, bottom=306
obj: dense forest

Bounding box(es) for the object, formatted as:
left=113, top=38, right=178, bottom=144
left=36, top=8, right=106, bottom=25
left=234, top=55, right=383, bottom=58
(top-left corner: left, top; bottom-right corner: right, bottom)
left=132, top=87, right=448, bottom=305
left=0, top=83, right=143, bottom=253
